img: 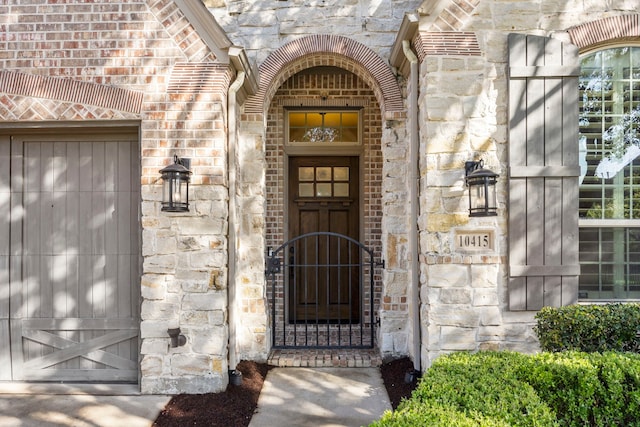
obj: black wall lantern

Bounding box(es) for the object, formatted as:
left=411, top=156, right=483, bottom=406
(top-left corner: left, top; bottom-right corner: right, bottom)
left=465, top=160, right=499, bottom=217
left=160, top=155, right=191, bottom=212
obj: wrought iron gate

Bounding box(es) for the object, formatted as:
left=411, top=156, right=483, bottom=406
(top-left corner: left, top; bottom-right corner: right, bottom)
left=266, top=232, right=381, bottom=349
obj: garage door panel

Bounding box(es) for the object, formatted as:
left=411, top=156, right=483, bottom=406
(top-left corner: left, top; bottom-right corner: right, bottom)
left=5, top=134, right=140, bottom=383
left=0, top=319, right=10, bottom=380
left=17, top=318, right=138, bottom=382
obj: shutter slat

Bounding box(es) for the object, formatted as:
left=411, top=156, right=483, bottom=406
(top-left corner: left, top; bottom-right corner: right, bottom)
left=510, top=265, right=581, bottom=277
left=508, top=33, right=580, bottom=310
left=510, top=166, right=580, bottom=177
left=509, top=65, right=581, bottom=78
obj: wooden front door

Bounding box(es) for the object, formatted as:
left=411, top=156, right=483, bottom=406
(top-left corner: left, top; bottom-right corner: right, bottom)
left=288, top=156, right=360, bottom=323
left=0, top=133, right=140, bottom=382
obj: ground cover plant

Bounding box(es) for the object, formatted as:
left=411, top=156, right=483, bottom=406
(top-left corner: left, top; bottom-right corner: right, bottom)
left=370, top=351, right=640, bottom=427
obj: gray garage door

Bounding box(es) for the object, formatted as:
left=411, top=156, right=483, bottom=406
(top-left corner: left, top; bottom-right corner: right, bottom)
left=0, top=132, right=140, bottom=382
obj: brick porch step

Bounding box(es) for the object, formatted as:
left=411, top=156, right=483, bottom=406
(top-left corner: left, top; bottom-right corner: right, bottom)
left=267, top=348, right=382, bottom=368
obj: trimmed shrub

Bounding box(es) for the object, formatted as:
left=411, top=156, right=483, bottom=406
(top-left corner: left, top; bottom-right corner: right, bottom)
left=371, top=351, right=640, bottom=427
left=534, top=304, right=640, bottom=352
left=517, top=352, right=640, bottom=426
left=371, top=352, right=558, bottom=427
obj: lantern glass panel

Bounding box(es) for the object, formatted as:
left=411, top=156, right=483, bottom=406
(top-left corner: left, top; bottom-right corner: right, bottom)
left=161, top=169, right=190, bottom=212
left=467, top=173, right=498, bottom=217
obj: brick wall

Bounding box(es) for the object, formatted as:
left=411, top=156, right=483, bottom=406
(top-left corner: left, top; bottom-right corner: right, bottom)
left=0, top=0, right=233, bottom=394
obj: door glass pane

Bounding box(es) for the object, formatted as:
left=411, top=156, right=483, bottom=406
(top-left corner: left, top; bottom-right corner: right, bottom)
left=299, top=183, right=314, bottom=197
left=299, top=167, right=314, bottom=181
left=316, top=167, right=331, bottom=181
left=316, top=183, right=331, bottom=197
left=334, top=167, right=349, bottom=181
left=334, top=183, right=349, bottom=197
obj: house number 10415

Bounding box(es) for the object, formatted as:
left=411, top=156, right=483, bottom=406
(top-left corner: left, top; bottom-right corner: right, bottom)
left=454, top=230, right=494, bottom=251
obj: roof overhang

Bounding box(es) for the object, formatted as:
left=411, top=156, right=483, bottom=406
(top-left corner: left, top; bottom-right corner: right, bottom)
left=390, top=13, right=420, bottom=78
left=174, top=0, right=259, bottom=101
left=229, top=46, right=259, bottom=105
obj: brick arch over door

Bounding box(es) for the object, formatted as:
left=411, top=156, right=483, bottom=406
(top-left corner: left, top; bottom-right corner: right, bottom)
left=568, top=14, right=639, bottom=49
left=244, top=34, right=404, bottom=119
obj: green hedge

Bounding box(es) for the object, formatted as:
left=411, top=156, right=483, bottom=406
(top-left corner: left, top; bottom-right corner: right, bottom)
left=534, top=304, right=640, bottom=352
left=371, top=351, right=640, bottom=427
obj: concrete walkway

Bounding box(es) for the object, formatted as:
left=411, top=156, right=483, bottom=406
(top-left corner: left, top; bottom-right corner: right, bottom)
left=0, top=384, right=170, bottom=427
left=0, top=367, right=390, bottom=427
left=249, top=367, right=392, bottom=427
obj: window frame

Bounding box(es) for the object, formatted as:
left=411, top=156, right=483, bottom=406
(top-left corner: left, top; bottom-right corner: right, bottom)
left=578, top=44, right=640, bottom=301
left=285, top=108, right=363, bottom=147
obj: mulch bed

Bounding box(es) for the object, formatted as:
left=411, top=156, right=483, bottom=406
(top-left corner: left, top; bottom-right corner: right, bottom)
left=153, top=357, right=418, bottom=427
left=379, top=356, right=419, bottom=410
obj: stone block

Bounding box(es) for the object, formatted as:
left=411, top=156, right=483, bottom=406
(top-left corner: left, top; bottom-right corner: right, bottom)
left=471, top=264, right=500, bottom=288
left=156, top=231, right=177, bottom=255
left=189, top=327, right=227, bottom=355
left=190, top=251, right=226, bottom=269
left=425, top=324, right=441, bottom=350
left=434, top=73, right=484, bottom=97
left=478, top=306, right=502, bottom=326
left=140, top=320, right=172, bottom=339
left=380, top=332, right=394, bottom=353
left=426, top=96, right=464, bottom=121
left=178, top=236, right=205, bottom=251
left=440, top=326, right=477, bottom=351
left=473, top=288, right=499, bottom=306
left=393, top=332, right=408, bottom=354
left=141, top=374, right=226, bottom=394
left=180, top=279, right=209, bottom=293
left=426, top=213, right=469, bottom=232
left=440, top=288, right=472, bottom=304
left=144, top=255, right=176, bottom=274
left=171, top=354, right=213, bottom=376
left=180, top=310, right=210, bottom=326
left=192, top=185, right=227, bottom=202
left=182, top=292, right=227, bottom=311
left=479, top=341, right=501, bottom=351
left=141, top=355, right=164, bottom=376
left=141, top=274, right=168, bottom=300
left=141, top=339, right=169, bottom=355
left=141, top=229, right=155, bottom=256
left=141, top=301, right=178, bottom=320
left=179, top=217, right=226, bottom=235
left=425, top=169, right=464, bottom=187
left=428, top=264, right=468, bottom=288
left=430, top=306, right=479, bottom=327
left=208, top=309, right=225, bottom=325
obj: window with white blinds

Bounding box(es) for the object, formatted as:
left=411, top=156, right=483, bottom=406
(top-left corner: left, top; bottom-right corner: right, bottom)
left=578, top=46, right=640, bottom=300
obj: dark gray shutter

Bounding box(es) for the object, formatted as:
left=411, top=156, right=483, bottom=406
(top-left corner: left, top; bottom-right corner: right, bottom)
left=508, top=33, right=580, bottom=311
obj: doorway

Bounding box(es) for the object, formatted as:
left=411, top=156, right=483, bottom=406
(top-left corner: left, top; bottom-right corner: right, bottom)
left=288, top=156, right=360, bottom=323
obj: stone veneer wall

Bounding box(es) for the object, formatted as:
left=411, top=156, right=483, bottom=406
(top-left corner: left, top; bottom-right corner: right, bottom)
left=211, top=0, right=420, bottom=361
left=0, top=0, right=233, bottom=394
left=415, top=0, right=640, bottom=370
